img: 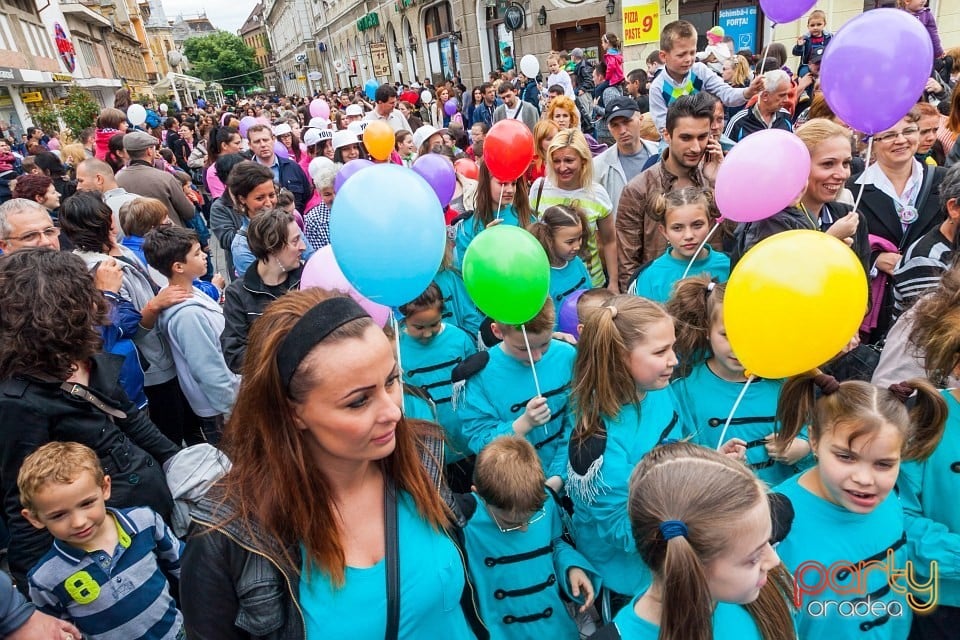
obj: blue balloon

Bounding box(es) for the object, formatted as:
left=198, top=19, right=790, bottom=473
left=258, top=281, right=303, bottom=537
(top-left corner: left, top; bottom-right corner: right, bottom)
left=330, top=164, right=446, bottom=307
left=364, top=78, right=380, bottom=101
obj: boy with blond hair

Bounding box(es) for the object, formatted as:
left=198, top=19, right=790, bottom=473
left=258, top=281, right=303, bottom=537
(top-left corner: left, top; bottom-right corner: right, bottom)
left=649, top=20, right=764, bottom=131
left=455, top=299, right=574, bottom=491
left=457, top=435, right=599, bottom=640
left=19, top=442, right=184, bottom=640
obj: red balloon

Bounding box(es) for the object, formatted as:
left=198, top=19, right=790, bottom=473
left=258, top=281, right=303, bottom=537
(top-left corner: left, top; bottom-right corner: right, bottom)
left=400, top=90, right=420, bottom=106
left=483, top=120, right=535, bottom=182
left=454, top=158, right=479, bottom=180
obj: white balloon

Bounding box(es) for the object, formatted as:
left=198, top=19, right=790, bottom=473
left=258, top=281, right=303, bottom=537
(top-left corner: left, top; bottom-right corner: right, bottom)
left=421, top=89, right=433, bottom=104
left=519, top=54, right=539, bottom=79
left=127, top=104, right=147, bottom=126
left=396, top=62, right=404, bottom=71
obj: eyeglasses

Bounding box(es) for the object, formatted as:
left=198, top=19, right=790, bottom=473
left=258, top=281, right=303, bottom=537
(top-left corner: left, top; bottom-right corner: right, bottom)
left=873, top=127, right=920, bottom=144
left=485, top=502, right=547, bottom=533
left=5, top=226, right=60, bottom=244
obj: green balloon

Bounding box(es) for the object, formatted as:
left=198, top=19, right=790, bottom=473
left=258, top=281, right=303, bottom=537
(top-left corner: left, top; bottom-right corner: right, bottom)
left=462, top=225, right=550, bottom=325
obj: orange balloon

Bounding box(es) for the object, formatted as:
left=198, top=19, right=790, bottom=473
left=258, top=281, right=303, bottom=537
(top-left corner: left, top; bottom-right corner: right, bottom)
left=362, top=121, right=395, bottom=162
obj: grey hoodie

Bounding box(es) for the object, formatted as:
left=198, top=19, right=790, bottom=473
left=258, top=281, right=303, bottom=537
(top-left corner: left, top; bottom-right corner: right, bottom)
left=157, top=288, right=240, bottom=418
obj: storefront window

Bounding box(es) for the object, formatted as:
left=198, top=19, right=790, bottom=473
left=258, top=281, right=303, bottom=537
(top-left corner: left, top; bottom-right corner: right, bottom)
left=0, top=87, right=22, bottom=140
left=424, top=3, right=458, bottom=83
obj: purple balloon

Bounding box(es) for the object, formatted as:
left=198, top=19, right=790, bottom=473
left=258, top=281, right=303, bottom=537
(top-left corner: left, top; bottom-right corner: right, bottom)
left=758, top=0, right=816, bottom=25
left=412, top=154, right=457, bottom=207
left=820, top=9, right=933, bottom=135
left=334, top=159, right=375, bottom=192
left=273, top=140, right=290, bottom=159
left=238, top=115, right=257, bottom=138
left=444, top=98, right=459, bottom=117
left=558, top=289, right=586, bottom=338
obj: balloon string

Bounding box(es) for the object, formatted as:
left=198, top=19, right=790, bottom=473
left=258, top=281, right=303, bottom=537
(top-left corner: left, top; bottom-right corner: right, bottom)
left=521, top=325, right=543, bottom=398
left=391, top=310, right=406, bottom=415
left=496, top=186, right=504, bottom=221
left=756, top=25, right=775, bottom=77
left=851, top=136, right=873, bottom=217
left=680, top=221, right=720, bottom=280
left=716, top=374, right=754, bottom=452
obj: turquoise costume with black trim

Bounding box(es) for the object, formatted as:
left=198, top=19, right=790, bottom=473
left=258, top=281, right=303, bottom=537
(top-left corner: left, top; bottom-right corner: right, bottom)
left=672, top=363, right=801, bottom=486
left=774, top=473, right=913, bottom=639
left=456, top=340, right=575, bottom=481
left=461, top=491, right=601, bottom=640
left=400, top=324, right=476, bottom=463
left=630, top=247, right=730, bottom=303
left=434, top=268, right=484, bottom=340
left=454, top=204, right=536, bottom=268
left=609, top=592, right=764, bottom=639
left=898, top=389, right=960, bottom=609
left=549, top=258, right=591, bottom=329
left=566, top=388, right=685, bottom=596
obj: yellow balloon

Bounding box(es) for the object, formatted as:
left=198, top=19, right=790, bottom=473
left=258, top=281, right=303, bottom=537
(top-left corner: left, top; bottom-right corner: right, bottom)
left=723, top=230, right=868, bottom=379
left=362, top=121, right=395, bottom=162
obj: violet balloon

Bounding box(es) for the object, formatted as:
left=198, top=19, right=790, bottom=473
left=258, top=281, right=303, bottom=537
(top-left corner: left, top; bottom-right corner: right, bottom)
left=558, top=289, right=586, bottom=338
left=821, top=9, right=932, bottom=135
left=715, top=129, right=810, bottom=223
left=444, top=98, right=459, bottom=117
left=238, top=116, right=257, bottom=138
left=758, top=0, right=816, bottom=25
left=334, top=159, right=374, bottom=192
left=412, top=154, right=457, bottom=207
left=300, top=246, right=391, bottom=327
left=273, top=140, right=290, bottom=159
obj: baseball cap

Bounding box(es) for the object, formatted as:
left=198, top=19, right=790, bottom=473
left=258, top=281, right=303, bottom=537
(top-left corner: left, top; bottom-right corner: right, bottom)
left=809, top=47, right=825, bottom=64
left=123, top=131, right=159, bottom=151
left=604, top=96, right=641, bottom=125
left=412, top=125, right=446, bottom=151
left=345, top=104, right=364, bottom=117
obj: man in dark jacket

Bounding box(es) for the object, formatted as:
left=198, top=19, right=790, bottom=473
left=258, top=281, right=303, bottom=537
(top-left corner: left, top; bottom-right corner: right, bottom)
left=571, top=48, right=595, bottom=97
left=246, top=124, right=314, bottom=212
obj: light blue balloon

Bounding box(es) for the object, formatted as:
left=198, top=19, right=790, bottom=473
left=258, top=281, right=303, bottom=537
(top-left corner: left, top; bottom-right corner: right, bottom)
left=364, top=78, right=379, bottom=100
left=330, top=164, right=446, bottom=307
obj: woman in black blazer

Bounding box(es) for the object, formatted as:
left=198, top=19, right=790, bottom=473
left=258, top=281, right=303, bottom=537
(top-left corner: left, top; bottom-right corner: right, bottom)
left=847, top=107, right=945, bottom=342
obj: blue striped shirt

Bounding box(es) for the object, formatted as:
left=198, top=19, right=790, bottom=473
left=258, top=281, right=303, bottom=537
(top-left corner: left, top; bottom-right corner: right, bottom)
left=28, top=507, right=184, bottom=640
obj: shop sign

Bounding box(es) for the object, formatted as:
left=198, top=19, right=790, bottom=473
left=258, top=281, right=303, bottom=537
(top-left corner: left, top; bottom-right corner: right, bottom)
left=719, top=6, right=758, bottom=53
left=622, top=0, right=659, bottom=46
left=54, top=23, right=76, bottom=73
left=0, top=67, right=22, bottom=82
left=20, top=91, right=43, bottom=103
left=357, top=12, right=380, bottom=32
left=503, top=4, right=524, bottom=32
left=369, top=42, right=390, bottom=77
left=52, top=73, right=73, bottom=82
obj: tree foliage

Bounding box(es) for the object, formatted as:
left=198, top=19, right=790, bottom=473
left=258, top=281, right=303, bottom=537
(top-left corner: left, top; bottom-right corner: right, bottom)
left=58, top=86, right=101, bottom=135
left=183, top=31, right=263, bottom=90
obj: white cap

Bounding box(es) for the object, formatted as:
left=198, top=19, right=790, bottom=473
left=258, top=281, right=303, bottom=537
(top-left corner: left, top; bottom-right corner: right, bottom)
left=303, top=128, right=332, bottom=146
left=307, top=116, right=329, bottom=129
left=345, top=104, right=364, bottom=117
left=412, top=125, right=446, bottom=151
left=332, top=129, right=359, bottom=150
left=347, top=121, right=366, bottom=136
left=273, top=123, right=292, bottom=136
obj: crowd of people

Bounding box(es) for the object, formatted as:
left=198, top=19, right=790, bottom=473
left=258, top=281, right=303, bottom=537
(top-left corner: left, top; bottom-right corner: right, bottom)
left=0, top=1, right=958, bottom=639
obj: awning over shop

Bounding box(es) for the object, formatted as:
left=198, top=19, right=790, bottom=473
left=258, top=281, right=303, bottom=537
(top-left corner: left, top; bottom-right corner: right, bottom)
left=152, top=71, right=207, bottom=93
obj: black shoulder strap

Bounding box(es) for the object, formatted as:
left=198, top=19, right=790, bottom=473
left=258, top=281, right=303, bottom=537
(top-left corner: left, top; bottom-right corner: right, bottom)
left=535, top=179, right=545, bottom=214
left=384, top=478, right=399, bottom=640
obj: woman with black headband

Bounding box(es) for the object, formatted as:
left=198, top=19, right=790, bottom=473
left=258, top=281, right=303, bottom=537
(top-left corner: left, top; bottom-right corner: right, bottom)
left=180, top=288, right=484, bottom=639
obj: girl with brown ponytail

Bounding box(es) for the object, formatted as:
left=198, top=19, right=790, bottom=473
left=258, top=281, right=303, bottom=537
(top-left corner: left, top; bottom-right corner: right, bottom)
left=593, top=441, right=795, bottom=640
left=771, top=371, right=947, bottom=640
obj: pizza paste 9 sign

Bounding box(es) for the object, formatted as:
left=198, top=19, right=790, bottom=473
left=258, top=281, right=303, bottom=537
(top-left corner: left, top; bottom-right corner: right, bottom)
left=622, top=0, right=659, bottom=46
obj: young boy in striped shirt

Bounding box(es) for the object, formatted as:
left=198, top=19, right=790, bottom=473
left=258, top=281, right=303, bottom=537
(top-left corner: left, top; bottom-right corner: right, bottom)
left=18, top=442, right=184, bottom=640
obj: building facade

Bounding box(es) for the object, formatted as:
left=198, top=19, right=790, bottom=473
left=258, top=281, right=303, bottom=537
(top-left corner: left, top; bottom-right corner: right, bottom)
left=264, top=0, right=319, bottom=96
left=240, top=2, right=271, bottom=75
left=50, top=1, right=124, bottom=107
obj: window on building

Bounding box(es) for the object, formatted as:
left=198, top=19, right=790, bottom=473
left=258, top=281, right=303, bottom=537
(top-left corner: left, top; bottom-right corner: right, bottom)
left=78, top=40, right=97, bottom=68
left=0, top=16, right=12, bottom=51
left=423, top=2, right=458, bottom=83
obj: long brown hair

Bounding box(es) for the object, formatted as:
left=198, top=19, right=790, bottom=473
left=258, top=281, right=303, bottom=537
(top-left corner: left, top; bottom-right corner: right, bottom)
left=665, top=274, right=725, bottom=377
left=910, top=265, right=960, bottom=386
left=473, top=161, right=532, bottom=228
left=572, top=295, right=672, bottom=442
left=529, top=204, right=589, bottom=266
left=0, top=249, right=108, bottom=380
left=628, top=442, right=796, bottom=640
left=217, top=288, right=450, bottom=585
left=774, top=372, right=947, bottom=462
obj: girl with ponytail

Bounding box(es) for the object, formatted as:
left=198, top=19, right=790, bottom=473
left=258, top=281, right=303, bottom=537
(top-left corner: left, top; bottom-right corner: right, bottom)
left=594, top=441, right=795, bottom=640
left=530, top=204, right=591, bottom=321
left=567, top=295, right=686, bottom=609
left=896, top=273, right=960, bottom=640
left=771, top=372, right=947, bottom=639
left=667, top=275, right=810, bottom=486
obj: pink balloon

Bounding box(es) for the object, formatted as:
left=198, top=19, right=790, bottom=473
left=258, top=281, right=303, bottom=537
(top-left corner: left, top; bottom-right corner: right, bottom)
left=300, top=246, right=391, bottom=327
left=274, top=140, right=290, bottom=159
left=255, top=117, right=270, bottom=126
left=310, top=98, right=330, bottom=119
left=238, top=116, right=257, bottom=138
left=715, top=129, right=810, bottom=223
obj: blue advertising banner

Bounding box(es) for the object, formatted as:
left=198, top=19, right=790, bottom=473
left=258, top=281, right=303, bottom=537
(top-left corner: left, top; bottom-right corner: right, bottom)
left=719, top=5, right=758, bottom=53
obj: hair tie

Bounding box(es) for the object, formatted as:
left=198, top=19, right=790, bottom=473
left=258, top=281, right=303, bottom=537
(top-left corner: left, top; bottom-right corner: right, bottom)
left=659, top=520, right=688, bottom=541
left=813, top=373, right=840, bottom=395
left=706, top=281, right=716, bottom=292
left=606, top=305, right=618, bottom=319
left=888, top=383, right=914, bottom=404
